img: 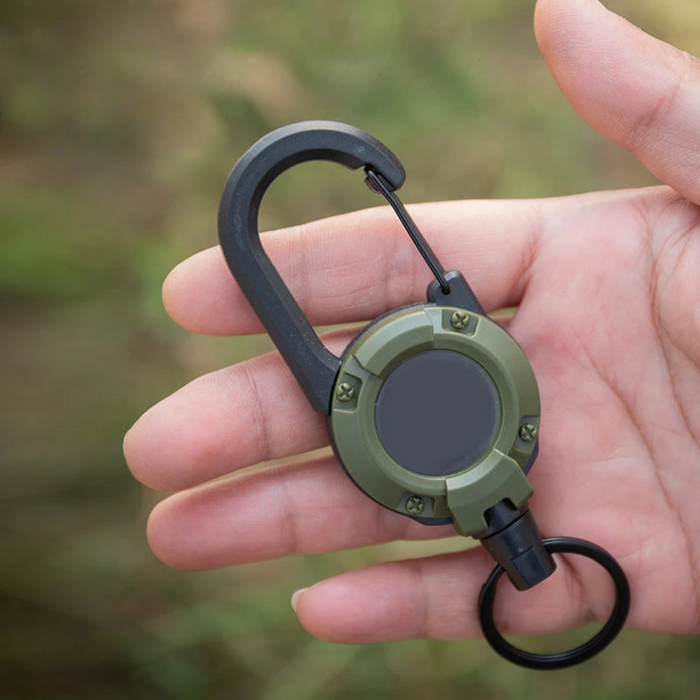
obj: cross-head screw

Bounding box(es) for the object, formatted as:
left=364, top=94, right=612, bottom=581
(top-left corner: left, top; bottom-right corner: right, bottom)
left=519, top=423, right=538, bottom=442
left=336, top=382, right=355, bottom=402
left=450, top=310, right=469, bottom=330
left=405, top=495, right=425, bottom=515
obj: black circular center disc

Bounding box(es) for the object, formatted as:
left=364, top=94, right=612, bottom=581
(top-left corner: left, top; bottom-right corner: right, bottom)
left=374, top=350, right=500, bottom=476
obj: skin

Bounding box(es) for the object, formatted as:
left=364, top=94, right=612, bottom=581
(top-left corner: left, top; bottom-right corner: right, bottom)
left=124, top=0, right=700, bottom=643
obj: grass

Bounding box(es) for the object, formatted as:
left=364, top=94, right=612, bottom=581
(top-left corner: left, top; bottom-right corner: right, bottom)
left=2, top=1, right=699, bottom=697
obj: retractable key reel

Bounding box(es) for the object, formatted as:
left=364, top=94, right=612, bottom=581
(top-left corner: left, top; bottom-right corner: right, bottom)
left=218, top=121, right=630, bottom=670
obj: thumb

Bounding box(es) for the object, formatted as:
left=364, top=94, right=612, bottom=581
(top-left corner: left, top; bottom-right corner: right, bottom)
left=535, top=0, right=700, bottom=205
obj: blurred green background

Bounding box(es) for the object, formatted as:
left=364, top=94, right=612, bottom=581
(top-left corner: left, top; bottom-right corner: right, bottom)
left=2, top=1, right=700, bottom=698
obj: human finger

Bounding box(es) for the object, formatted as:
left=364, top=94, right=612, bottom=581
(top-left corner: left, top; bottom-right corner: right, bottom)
left=293, top=546, right=617, bottom=643
left=124, top=328, right=357, bottom=492
left=535, top=0, right=700, bottom=205
left=146, top=455, right=454, bottom=570
left=163, top=199, right=544, bottom=335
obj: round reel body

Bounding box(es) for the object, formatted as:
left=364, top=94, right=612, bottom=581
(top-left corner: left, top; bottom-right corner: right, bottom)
left=329, top=304, right=540, bottom=537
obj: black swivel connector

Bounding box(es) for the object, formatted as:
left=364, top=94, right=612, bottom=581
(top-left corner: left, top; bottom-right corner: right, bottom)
left=477, top=502, right=556, bottom=590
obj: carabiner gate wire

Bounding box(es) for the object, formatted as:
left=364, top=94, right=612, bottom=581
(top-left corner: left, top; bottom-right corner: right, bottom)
left=365, top=167, right=451, bottom=294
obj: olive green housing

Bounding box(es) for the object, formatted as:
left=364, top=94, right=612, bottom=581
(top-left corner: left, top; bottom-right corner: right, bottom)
left=329, top=305, right=540, bottom=537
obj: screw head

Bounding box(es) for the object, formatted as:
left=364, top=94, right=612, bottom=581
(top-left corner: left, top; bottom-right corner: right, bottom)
left=519, top=423, right=538, bottom=442
left=336, top=382, right=355, bottom=402
left=450, top=310, right=469, bottom=330
left=405, top=495, right=425, bottom=515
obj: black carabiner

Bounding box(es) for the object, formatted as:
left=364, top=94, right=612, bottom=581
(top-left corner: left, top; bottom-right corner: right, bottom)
left=219, top=121, right=462, bottom=412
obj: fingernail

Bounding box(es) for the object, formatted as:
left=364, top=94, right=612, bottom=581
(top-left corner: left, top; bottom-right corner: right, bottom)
left=291, top=587, right=309, bottom=613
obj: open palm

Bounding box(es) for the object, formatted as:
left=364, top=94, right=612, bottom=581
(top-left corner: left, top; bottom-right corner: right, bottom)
left=125, top=0, right=700, bottom=642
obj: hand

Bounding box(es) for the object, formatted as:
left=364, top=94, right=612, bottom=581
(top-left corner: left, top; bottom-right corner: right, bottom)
left=124, top=0, right=700, bottom=643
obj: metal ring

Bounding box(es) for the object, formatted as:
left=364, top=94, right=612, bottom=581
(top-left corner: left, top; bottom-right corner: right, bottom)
left=478, top=537, right=631, bottom=670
